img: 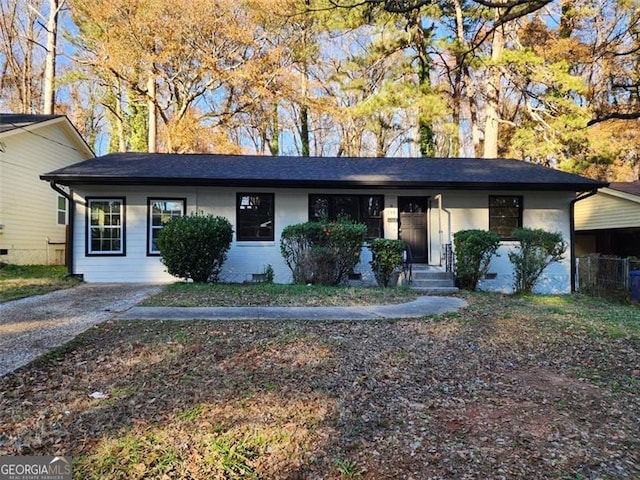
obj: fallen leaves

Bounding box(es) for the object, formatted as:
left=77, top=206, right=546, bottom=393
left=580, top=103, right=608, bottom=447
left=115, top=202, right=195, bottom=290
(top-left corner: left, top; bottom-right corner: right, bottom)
left=0, top=293, right=639, bottom=478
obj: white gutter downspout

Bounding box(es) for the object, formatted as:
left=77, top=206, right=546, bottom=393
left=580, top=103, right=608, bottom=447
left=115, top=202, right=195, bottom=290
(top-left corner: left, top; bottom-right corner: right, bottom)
left=434, top=194, right=444, bottom=266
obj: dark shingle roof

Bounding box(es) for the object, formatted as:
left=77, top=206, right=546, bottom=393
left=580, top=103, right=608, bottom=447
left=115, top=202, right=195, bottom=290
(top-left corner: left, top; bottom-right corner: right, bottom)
left=608, top=182, right=640, bottom=197
left=0, top=114, right=63, bottom=134
left=41, top=152, right=607, bottom=191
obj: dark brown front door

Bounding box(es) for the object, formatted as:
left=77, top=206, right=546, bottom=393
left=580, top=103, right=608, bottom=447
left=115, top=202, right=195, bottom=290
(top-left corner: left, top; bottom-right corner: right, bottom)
left=398, top=197, right=428, bottom=263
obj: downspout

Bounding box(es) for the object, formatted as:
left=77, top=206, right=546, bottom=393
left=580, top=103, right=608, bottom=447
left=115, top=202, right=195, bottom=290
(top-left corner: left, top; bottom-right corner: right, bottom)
left=570, top=189, right=599, bottom=293
left=48, top=181, right=75, bottom=277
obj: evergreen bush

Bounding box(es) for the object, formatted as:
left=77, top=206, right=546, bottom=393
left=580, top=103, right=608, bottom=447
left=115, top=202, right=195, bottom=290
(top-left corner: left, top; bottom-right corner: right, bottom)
left=280, top=221, right=367, bottom=285
left=157, top=213, right=233, bottom=283
left=508, top=227, right=566, bottom=294
left=453, top=229, right=501, bottom=290
left=368, top=239, right=405, bottom=287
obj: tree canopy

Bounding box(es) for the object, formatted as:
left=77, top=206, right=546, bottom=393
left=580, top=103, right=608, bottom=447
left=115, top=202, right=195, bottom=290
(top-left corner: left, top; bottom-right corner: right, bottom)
left=1, top=0, right=638, bottom=180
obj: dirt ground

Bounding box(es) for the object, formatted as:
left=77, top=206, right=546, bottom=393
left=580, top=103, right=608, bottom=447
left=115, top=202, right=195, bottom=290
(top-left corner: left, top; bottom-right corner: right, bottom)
left=0, top=293, right=638, bottom=479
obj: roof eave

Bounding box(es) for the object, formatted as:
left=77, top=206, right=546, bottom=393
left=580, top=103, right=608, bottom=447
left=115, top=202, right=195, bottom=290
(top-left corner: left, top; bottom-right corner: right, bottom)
left=40, top=174, right=607, bottom=192
left=0, top=115, right=62, bottom=139
left=1, top=116, right=95, bottom=158
left=600, top=186, right=640, bottom=203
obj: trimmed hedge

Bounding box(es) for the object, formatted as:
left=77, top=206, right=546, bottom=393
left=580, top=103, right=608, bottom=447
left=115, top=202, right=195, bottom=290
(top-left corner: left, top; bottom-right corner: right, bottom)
left=157, top=214, right=233, bottom=283
left=453, top=229, right=501, bottom=291
left=280, top=221, right=367, bottom=285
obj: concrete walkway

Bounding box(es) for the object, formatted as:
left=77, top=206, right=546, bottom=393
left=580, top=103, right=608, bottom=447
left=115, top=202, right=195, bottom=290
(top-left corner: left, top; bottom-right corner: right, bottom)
left=1, top=284, right=466, bottom=377
left=0, top=283, right=163, bottom=377
left=117, top=296, right=468, bottom=321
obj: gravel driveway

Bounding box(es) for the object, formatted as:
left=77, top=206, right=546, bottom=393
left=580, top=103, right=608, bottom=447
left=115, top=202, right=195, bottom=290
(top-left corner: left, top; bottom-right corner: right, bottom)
left=0, top=284, right=163, bottom=377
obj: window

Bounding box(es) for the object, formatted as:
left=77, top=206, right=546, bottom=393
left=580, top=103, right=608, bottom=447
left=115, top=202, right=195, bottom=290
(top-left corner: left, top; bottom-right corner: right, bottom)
left=87, top=198, right=125, bottom=255
left=309, top=194, right=384, bottom=238
left=489, top=195, right=522, bottom=238
left=57, top=196, right=67, bottom=225
left=236, top=193, right=274, bottom=241
left=148, top=198, right=186, bottom=255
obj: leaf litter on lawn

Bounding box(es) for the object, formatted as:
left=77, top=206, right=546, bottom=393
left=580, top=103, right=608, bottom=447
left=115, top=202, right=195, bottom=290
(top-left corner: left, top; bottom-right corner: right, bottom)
left=0, top=293, right=639, bottom=479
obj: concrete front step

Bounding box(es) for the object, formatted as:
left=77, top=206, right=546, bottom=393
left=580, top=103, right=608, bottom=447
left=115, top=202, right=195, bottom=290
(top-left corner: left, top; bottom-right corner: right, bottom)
left=412, top=271, right=454, bottom=281
left=411, top=286, right=460, bottom=294
left=405, top=265, right=457, bottom=292
left=411, top=279, right=456, bottom=288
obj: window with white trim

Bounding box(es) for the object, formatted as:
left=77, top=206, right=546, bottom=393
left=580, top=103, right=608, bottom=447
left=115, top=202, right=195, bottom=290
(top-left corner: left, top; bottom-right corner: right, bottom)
left=57, top=196, right=67, bottom=225
left=148, top=198, right=186, bottom=255
left=87, top=198, right=125, bottom=255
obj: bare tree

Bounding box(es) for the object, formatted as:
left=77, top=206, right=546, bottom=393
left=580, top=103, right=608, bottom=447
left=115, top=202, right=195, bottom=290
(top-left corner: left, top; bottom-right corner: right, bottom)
left=41, top=0, right=65, bottom=114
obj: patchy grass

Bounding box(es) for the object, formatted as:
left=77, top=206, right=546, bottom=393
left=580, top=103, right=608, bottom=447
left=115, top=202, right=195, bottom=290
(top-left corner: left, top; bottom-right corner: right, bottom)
left=141, top=282, right=420, bottom=307
left=1, top=293, right=639, bottom=479
left=0, top=264, right=79, bottom=302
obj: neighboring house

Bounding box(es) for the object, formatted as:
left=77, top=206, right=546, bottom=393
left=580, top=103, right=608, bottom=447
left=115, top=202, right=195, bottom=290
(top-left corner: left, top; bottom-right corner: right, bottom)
left=0, top=114, right=94, bottom=265
left=574, top=182, right=640, bottom=258
left=41, top=154, right=606, bottom=293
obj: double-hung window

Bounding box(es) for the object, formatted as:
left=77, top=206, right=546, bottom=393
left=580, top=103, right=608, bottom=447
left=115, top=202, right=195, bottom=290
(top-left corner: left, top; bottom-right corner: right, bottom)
left=57, top=196, right=67, bottom=225
left=309, top=194, right=383, bottom=238
left=87, top=198, right=125, bottom=255
left=148, top=198, right=186, bottom=255
left=489, top=195, right=523, bottom=238
left=236, top=193, right=274, bottom=241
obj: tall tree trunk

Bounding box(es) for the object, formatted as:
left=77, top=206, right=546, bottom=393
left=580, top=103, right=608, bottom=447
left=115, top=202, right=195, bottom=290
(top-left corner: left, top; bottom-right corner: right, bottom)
left=268, top=103, right=279, bottom=155
left=483, top=19, right=504, bottom=159
left=300, top=104, right=310, bottom=156
left=147, top=73, right=157, bottom=152
left=22, top=45, right=32, bottom=113
left=466, top=69, right=481, bottom=157
left=451, top=0, right=466, bottom=157
left=110, top=80, right=126, bottom=152
left=23, top=6, right=37, bottom=112
left=43, top=0, right=63, bottom=114
left=376, top=117, right=386, bottom=157
left=407, top=10, right=436, bottom=157
left=299, top=56, right=311, bottom=157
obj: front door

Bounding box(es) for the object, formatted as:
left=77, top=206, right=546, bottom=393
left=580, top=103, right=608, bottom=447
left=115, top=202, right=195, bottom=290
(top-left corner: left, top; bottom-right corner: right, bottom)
left=398, top=196, right=428, bottom=263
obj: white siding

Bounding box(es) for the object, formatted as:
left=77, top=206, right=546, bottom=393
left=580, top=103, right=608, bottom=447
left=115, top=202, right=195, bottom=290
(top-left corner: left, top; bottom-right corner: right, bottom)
left=575, top=189, right=640, bottom=230
left=0, top=121, right=92, bottom=264
left=70, top=186, right=574, bottom=293
left=437, top=191, right=573, bottom=294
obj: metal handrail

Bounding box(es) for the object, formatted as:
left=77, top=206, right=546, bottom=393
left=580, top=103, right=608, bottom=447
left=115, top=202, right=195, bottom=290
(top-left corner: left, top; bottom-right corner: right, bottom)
left=402, top=242, right=413, bottom=284
left=443, top=243, right=453, bottom=272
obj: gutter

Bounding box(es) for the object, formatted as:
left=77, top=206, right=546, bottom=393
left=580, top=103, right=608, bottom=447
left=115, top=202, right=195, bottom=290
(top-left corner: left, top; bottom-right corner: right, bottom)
left=570, top=189, right=601, bottom=292
left=40, top=175, right=604, bottom=192
left=47, top=181, right=76, bottom=278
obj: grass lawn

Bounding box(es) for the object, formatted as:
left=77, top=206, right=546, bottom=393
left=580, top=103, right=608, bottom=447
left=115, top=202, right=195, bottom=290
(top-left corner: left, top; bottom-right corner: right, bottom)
left=1, top=293, right=639, bottom=479
left=141, top=282, right=420, bottom=307
left=0, top=264, right=80, bottom=302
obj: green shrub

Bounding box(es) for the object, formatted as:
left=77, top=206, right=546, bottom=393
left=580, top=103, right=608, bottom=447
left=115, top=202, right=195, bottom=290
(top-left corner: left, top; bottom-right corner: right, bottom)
left=280, top=221, right=367, bottom=285
left=157, top=214, right=233, bottom=283
left=453, top=229, right=501, bottom=291
left=508, top=227, right=567, bottom=294
left=263, top=264, right=275, bottom=284
left=368, top=239, right=405, bottom=287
